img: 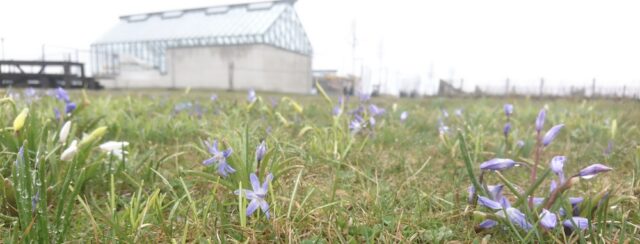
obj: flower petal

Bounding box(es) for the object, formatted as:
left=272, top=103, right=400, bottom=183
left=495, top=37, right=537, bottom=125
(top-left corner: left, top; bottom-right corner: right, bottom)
left=246, top=199, right=259, bottom=216
left=250, top=173, right=261, bottom=192
left=478, top=219, right=497, bottom=229
left=563, top=217, right=589, bottom=230
left=259, top=200, right=270, bottom=219
left=478, top=196, right=503, bottom=210
left=578, top=164, right=612, bottom=179
left=480, top=158, right=517, bottom=171
left=539, top=209, right=557, bottom=229
left=262, top=173, right=274, bottom=193
left=542, top=124, right=564, bottom=147
left=536, top=109, right=546, bottom=132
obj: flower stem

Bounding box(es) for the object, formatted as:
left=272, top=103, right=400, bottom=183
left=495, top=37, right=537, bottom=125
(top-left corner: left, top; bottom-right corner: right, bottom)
left=529, top=130, right=542, bottom=208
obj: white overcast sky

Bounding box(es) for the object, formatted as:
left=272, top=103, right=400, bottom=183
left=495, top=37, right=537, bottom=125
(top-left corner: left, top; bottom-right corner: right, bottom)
left=1, top=0, right=639, bottom=91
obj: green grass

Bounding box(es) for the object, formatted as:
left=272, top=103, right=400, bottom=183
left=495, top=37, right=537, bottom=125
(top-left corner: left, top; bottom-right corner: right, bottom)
left=0, top=88, right=638, bottom=243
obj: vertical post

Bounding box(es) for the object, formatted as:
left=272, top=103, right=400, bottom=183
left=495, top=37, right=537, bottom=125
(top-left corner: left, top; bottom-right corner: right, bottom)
left=539, top=78, right=544, bottom=97
left=505, top=78, right=510, bottom=96
left=1, top=37, right=4, bottom=60
left=228, top=62, right=234, bottom=91
left=622, top=85, right=626, bottom=98
left=64, top=63, right=71, bottom=88
left=170, top=49, right=176, bottom=89
left=42, top=44, right=45, bottom=61
left=592, top=78, right=596, bottom=97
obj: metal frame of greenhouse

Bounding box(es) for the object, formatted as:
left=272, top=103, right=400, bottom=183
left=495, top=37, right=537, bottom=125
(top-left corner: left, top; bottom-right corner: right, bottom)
left=90, top=0, right=312, bottom=77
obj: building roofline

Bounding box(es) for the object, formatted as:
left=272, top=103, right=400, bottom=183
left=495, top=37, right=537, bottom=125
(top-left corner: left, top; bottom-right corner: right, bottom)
left=118, top=0, right=294, bottom=20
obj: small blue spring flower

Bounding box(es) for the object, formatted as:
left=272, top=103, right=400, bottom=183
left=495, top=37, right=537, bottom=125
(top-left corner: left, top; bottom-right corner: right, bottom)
left=539, top=209, right=557, bottom=229
left=467, top=184, right=504, bottom=204
left=535, top=109, right=546, bottom=132
left=369, top=104, right=385, bottom=117
left=501, top=207, right=533, bottom=231
left=480, top=158, right=517, bottom=171
left=563, top=217, right=589, bottom=230
left=542, top=124, right=564, bottom=147
left=503, top=122, right=511, bottom=137
left=577, top=164, right=612, bottom=179
left=256, top=140, right=266, bottom=162
left=478, top=196, right=503, bottom=210
left=55, top=87, right=71, bottom=102
left=349, top=115, right=364, bottom=133
left=247, top=89, right=257, bottom=103
left=369, top=117, right=376, bottom=127
left=504, top=104, right=514, bottom=117
left=210, top=94, right=218, bottom=102
left=65, top=101, right=77, bottom=114
left=478, top=219, right=498, bottom=229
left=332, top=105, right=342, bottom=117
left=442, top=109, right=449, bottom=118
left=234, top=173, right=273, bottom=219
left=550, top=156, right=566, bottom=183
left=202, top=140, right=235, bottom=177
left=53, top=108, right=61, bottom=121
left=32, top=190, right=40, bottom=212
left=516, top=140, right=525, bottom=148
left=400, top=111, right=408, bottom=122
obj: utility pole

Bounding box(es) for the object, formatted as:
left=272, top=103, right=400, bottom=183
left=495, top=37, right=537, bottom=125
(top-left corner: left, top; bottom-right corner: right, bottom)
left=592, top=78, right=596, bottom=97
left=539, top=78, right=545, bottom=97
left=42, top=44, right=45, bottom=61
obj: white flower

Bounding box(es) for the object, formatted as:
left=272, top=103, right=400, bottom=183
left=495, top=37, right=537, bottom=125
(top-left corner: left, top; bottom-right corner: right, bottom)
left=99, top=141, right=129, bottom=161
left=60, top=140, right=78, bottom=161
left=59, top=121, right=71, bottom=144
left=99, top=141, right=129, bottom=152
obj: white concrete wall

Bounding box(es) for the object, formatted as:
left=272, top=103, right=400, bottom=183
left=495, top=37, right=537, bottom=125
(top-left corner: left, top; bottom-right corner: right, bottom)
left=104, top=44, right=312, bottom=93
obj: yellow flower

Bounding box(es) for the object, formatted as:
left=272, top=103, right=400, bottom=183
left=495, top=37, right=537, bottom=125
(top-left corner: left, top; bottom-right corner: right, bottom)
left=13, top=108, right=29, bottom=131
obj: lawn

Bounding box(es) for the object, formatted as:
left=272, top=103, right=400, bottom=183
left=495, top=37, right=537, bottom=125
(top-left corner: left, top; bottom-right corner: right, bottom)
left=0, top=88, right=638, bottom=243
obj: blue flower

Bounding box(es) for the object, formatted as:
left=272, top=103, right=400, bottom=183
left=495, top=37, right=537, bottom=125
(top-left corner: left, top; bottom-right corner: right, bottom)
left=202, top=140, right=235, bottom=177
left=535, top=109, right=546, bottom=132
left=542, top=124, right=564, bottom=147
left=480, top=158, right=517, bottom=171
left=504, top=104, right=514, bottom=117
left=539, top=209, right=557, bottom=229
left=550, top=156, right=566, bottom=183
left=332, top=106, right=342, bottom=117
left=65, top=101, right=77, bottom=114
left=349, top=115, right=364, bottom=133
left=235, top=173, right=273, bottom=219
left=577, top=164, right=612, bottom=179
left=516, top=140, right=525, bottom=148
left=55, top=87, right=71, bottom=102
left=563, top=217, right=589, bottom=230
left=53, top=108, right=61, bottom=121
left=499, top=207, right=533, bottom=231
left=503, top=122, right=511, bottom=137
left=478, top=219, right=498, bottom=229
left=255, top=140, right=267, bottom=162
left=369, top=104, right=385, bottom=117
left=369, top=117, right=376, bottom=128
